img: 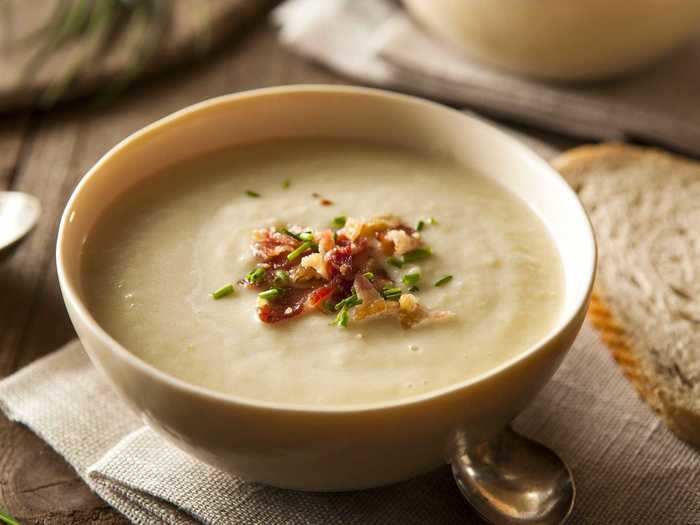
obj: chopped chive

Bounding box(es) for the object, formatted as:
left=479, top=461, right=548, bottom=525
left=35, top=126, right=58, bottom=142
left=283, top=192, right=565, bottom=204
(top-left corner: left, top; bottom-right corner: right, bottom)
left=402, top=271, right=421, bottom=287
left=403, top=247, right=432, bottom=263
left=245, top=190, right=261, bottom=198
left=246, top=267, right=265, bottom=284
left=387, top=256, right=404, bottom=268
left=416, top=219, right=425, bottom=232
left=382, top=287, right=402, bottom=300
left=335, top=293, right=362, bottom=311
left=211, top=283, right=234, bottom=299
left=287, top=241, right=313, bottom=261
left=434, top=275, right=453, bottom=287
left=0, top=508, right=21, bottom=525
left=363, top=271, right=375, bottom=282
left=333, top=231, right=338, bottom=243
left=299, top=231, right=315, bottom=242
left=273, top=270, right=290, bottom=286
left=258, top=288, right=282, bottom=300
left=408, top=285, right=420, bottom=292
left=331, top=215, right=347, bottom=228
left=281, top=228, right=304, bottom=241
left=334, top=305, right=350, bottom=328
left=282, top=179, right=291, bottom=189
left=429, top=217, right=438, bottom=225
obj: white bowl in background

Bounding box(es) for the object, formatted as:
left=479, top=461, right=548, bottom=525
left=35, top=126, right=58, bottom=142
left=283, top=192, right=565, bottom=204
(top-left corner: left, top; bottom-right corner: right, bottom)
left=403, top=0, right=700, bottom=82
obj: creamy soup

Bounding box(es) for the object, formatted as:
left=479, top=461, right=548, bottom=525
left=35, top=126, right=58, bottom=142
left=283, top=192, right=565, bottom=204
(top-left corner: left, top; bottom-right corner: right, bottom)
left=82, top=139, right=564, bottom=405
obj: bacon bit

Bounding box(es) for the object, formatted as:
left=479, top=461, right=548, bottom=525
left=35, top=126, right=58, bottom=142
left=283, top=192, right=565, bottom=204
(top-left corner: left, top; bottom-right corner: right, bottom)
left=307, top=283, right=336, bottom=307
left=338, top=216, right=401, bottom=242
left=400, top=306, right=455, bottom=329
left=257, top=288, right=311, bottom=323
left=291, top=265, right=321, bottom=283
left=318, top=230, right=335, bottom=255
left=320, top=199, right=333, bottom=206
left=301, top=253, right=328, bottom=280
left=241, top=216, right=454, bottom=327
left=385, top=229, right=421, bottom=256
left=252, top=228, right=299, bottom=260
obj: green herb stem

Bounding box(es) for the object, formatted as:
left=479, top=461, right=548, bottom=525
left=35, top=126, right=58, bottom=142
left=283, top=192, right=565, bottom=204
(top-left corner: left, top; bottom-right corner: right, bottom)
left=287, top=241, right=313, bottom=261
left=403, top=247, right=432, bottom=263
left=382, top=287, right=402, bottom=300
left=334, top=293, right=362, bottom=311
left=258, top=288, right=282, bottom=300
left=246, top=267, right=265, bottom=284
left=281, top=228, right=304, bottom=241
left=274, top=270, right=290, bottom=286
left=0, top=507, right=21, bottom=525
left=434, top=275, right=453, bottom=287
left=387, top=256, right=404, bottom=268
left=334, top=305, right=350, bottom=327
left=402, top=271, right=421, bottom=287
left=245, top=190, right=261, bottom=198
left=211, top=283, right=234, bottom=299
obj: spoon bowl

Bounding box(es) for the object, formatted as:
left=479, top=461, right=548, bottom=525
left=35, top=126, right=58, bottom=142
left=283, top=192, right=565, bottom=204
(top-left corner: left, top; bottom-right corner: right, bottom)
left=451, top=426, right=575, bottom=525
left=0, top=191, right=41, bottom=258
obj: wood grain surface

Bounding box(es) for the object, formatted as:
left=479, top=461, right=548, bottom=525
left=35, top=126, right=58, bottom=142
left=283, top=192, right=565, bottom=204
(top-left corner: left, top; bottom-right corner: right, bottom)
left=0, top=14, right=578, bottom=525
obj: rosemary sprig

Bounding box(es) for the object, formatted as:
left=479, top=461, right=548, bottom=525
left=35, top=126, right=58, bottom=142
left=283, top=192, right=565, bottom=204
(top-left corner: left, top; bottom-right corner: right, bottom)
left=0, top=507, right=22, bottom=525
left=12, top=0, right=179, bottom=107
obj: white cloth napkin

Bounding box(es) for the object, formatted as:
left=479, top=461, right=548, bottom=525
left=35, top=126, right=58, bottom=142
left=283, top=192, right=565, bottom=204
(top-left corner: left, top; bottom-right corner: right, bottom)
left=1, top=324, right=699, bottom=524
left=273, top=0, right=700, bottom=156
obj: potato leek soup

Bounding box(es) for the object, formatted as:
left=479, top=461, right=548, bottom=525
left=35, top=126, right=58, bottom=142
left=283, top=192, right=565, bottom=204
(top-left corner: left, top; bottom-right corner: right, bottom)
left=81, top=139, right=564, bottom=406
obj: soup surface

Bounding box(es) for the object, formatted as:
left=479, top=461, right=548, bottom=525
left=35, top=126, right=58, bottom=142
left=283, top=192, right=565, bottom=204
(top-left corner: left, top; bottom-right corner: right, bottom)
left=82, top=139, right=564, bottom=405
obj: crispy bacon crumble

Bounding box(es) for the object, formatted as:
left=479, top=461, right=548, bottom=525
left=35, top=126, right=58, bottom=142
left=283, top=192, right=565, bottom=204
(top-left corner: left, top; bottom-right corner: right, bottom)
left=236, top=216, right=454, bottom=328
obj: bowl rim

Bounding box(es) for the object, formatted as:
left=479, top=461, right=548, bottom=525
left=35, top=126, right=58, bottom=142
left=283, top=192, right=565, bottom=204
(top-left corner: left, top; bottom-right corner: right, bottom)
left=56, top=84, right=597, bottom=414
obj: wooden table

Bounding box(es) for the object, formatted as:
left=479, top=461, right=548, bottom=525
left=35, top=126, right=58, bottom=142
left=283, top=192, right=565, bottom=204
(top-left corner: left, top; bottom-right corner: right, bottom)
left=0, top=14, right=577, bottom=524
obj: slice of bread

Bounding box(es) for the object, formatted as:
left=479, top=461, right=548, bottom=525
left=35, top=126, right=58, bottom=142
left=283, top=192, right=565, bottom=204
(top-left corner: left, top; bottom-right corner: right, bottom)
left=553, top=144, right=700, bottom=448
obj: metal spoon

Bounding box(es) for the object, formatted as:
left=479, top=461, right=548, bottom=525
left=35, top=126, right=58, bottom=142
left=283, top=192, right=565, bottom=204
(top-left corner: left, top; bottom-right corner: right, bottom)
left=451, top=426, right=575, bottom=525
left=0, top=191, right=41, bottom=257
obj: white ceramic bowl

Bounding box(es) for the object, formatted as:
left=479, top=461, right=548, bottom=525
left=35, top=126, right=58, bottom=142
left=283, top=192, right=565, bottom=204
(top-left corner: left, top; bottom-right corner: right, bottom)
left=403, top=0, right=700, bottom=81
left=57, top=86, right=596, bottom=491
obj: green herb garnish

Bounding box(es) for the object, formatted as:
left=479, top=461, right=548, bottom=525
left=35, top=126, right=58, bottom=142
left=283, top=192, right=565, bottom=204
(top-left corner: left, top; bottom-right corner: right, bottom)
left=382, top=286, right=402, bottom=301
left=408, top=285, right=420, bottom=292
left=363, top=271, right=375, bottom=282
left=387, top=256, right=404, bottom=268
left=334, top=292, right=362, bottom=311
left=434, top=275, right=453, bottom=287
left=331, top=215, right=347, bottom=228
left=429, top=217, right=438, bottom=225
left=402, top=271, right=421, bottom=287
left=211, top=283, right=234, bottom=299
left=280, top=228, right=304, bottom=241
left=245, top=190, right=261, bottom=198
left=0, top=507, right=21, bottom=525
left=416, top=219, right=425, bottom=232
left=403, top=247, right=432, bottom=263
left=258, top=288, right=282, bottom=301
left=299, top=231, right=315, bottom=242
left=287, top=241, right=313, bottom=261
left=246, top=267, right=265, bottom=284
left=273, top=270, right=290, bottom=286
left=334, top=305, right=350, bottom=327
left=282, top=179, right=291, bottom=189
